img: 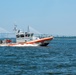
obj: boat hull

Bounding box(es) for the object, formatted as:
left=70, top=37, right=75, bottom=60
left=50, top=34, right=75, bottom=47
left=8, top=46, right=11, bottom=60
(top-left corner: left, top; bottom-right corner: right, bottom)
left=0, top=36, right=53, bottom=47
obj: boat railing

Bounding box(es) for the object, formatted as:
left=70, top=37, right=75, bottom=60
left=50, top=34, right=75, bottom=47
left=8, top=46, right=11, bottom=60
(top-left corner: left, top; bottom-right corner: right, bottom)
left=34, top=34, right=53, bottom=38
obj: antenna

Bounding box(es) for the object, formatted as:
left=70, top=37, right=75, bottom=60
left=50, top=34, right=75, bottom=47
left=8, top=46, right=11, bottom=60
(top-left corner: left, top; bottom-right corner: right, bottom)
left=13, top=24, right=17, bottom=31
left=28, top=25, right=30, bottom=32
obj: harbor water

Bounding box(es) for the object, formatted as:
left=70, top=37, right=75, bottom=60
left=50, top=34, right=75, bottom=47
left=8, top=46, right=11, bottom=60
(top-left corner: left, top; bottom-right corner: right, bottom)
left=0, top=37, right=76, bottom=75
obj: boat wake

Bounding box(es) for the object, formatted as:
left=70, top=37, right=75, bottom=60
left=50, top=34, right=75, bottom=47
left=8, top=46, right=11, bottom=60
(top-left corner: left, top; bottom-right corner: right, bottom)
left=0, top=43, right=39, bottom=47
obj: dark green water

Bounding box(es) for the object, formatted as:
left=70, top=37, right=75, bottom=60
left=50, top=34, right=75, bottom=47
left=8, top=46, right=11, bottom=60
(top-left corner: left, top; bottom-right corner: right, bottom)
left=0, top=37, right=76, bottom=75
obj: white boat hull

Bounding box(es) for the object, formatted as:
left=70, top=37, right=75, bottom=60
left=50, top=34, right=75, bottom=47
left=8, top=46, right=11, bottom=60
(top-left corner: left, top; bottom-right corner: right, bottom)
left=0, top=36, right=53, bottom=47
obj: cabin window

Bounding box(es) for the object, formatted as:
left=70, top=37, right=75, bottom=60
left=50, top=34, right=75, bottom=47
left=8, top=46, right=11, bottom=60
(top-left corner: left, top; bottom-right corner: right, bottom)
left=27, top=34, right=30, bottom=37
left=20, top=34, right=24, bottom=37
left=25, top=34, right=30, bottom=37
left=16, top=35, right=19, bottom=38
left=16, top=34, right=24, bottom=38
left=25, top=34, right=27, bottom=37
left=31, top=33, right=33, bottom=37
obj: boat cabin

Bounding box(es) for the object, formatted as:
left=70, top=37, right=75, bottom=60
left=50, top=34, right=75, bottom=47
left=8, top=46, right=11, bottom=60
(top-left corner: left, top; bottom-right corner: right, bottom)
left=16, top=32, right=33, bottom=38
left=16, top=31, right=34, bottom=43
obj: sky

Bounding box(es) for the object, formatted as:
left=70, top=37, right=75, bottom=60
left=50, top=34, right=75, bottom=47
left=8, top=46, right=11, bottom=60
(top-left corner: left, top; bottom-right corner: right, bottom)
left=0, top=0, right=76, bottom=36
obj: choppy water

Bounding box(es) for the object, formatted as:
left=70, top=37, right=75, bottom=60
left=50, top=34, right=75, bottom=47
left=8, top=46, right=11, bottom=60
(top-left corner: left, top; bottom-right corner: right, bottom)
left=0, top=37, right=76, bottom=75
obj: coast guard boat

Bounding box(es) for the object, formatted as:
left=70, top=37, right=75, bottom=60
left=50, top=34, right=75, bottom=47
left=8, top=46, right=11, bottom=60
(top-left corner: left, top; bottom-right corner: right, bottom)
left=0, top=26, right=53, bottom=47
